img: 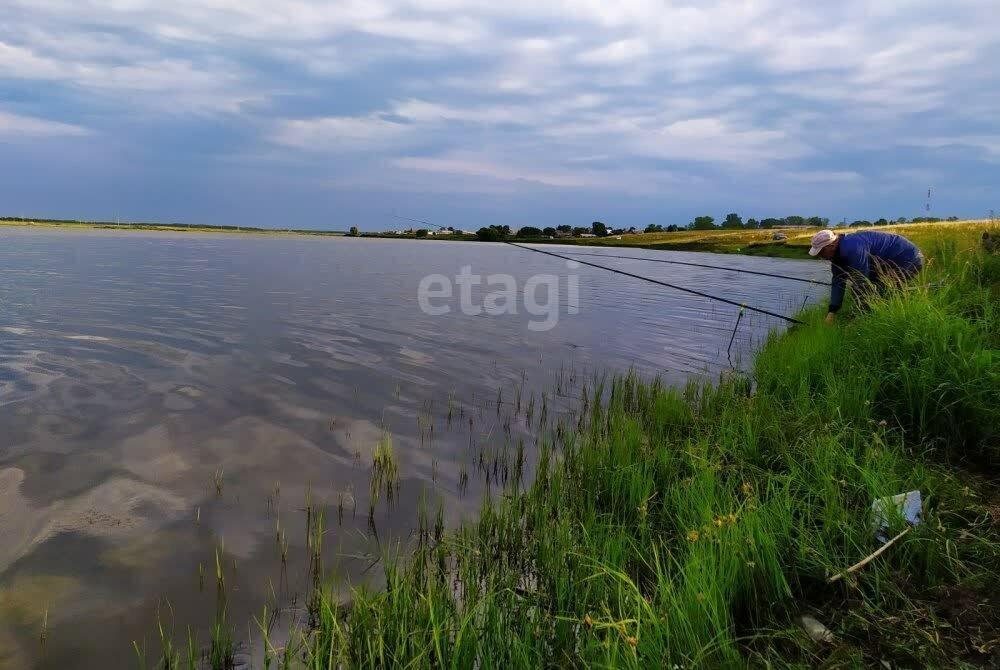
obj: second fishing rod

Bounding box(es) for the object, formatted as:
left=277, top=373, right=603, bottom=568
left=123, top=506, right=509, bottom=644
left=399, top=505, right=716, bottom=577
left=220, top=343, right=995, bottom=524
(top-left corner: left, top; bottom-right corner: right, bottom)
left=385, top=214, right=809, bottom=325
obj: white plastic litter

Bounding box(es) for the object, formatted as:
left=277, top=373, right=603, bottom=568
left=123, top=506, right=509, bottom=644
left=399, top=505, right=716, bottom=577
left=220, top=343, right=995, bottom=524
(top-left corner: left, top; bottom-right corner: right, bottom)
left=872, top=490, right=922, bottom=543
left=799, top=615, right=833, bottom=642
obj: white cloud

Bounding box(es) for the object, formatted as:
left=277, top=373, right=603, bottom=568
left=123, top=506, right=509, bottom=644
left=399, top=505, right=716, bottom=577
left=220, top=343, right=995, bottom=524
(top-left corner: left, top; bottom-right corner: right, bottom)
left=783, top=170, right=863, bottom=184
left=0, top=37, right=257, bottom=114
left=576, top=38, right=648, bottom=66
left=0, top=110, right=91, bottom=137
left=390, top=93, right=607, bottom=126
left=391, top=100, right=518, bottom=125
left=271, top=115, right=413, bottom=151
left=0, top=40, right=66, bottom=79
left=392, top=152, right=597, bottom=187
left=903, top=135, right=1000, bottom=160
left=383, top=148, right=704, bottom=197
left=643, top=118, right=810, bottom=163
left=543, top=112, right=810, bottom=164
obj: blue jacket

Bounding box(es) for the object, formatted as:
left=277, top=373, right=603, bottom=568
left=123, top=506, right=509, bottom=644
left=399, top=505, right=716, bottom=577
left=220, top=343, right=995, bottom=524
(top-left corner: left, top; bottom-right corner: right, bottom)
left=829, top=231, right=922, bottom=312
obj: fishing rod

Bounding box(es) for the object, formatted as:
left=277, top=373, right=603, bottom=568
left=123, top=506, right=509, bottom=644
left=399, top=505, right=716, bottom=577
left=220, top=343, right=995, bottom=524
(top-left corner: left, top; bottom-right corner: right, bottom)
left=384, top=213, right=441, bottom=229
left=385, top=214, right=806, bottom=325
left=506, top=243, right=804, bottom=324
left=385, top=214, right=825, bottom=286
left=556, top=250, right=831, bottom=286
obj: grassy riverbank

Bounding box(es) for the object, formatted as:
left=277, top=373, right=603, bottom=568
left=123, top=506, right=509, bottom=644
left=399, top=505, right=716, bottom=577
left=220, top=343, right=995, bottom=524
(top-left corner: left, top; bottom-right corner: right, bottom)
left=537, top=220, right=996, bottom=259
left=261, top=226, right=998, bottom=668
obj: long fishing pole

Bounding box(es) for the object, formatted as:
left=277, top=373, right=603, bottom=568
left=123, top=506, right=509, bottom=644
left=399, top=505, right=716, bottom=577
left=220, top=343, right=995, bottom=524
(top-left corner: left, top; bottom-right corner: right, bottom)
left=556, top=250, right=830, bottom=286
left=385, top=214, right=825, bottom=285
left=384, top=213, right=440, bottom=229
left=385, top=214, right=806, bottom=325
left=505, top=243, right=804, bottom=324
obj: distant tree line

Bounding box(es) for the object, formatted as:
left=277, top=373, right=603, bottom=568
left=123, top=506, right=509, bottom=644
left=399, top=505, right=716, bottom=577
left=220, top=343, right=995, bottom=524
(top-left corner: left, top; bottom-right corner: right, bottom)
left=492, top=220, right=669, bottom=240
left=486, top=221, right=621, bottom=241
left=476, top=225, right=513, bottom=241
left=675, top=214, right=961, bottom=230
left=847, top=216, right=959, bottom=227
left=495, top=215, right=847, bottom=239
left=680, top=214, right=833, bottom=230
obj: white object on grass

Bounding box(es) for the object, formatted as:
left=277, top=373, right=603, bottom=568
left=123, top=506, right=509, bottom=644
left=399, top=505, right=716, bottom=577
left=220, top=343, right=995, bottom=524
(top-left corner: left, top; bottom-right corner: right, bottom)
left=799, top=615, right=833, bottom=642
left=872, top=490, right=921, bottom=543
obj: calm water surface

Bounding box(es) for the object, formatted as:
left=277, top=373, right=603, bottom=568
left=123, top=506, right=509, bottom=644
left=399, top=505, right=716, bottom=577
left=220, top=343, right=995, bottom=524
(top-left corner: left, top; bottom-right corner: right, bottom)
left=0, top=228, right=827, bottom=667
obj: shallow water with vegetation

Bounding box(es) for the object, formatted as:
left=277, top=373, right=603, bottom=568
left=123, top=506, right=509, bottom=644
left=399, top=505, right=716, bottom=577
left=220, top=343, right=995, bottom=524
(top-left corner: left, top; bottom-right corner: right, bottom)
left=0, top=228, right=827, bottom=668
left=300, top=226, right=999, bottom=669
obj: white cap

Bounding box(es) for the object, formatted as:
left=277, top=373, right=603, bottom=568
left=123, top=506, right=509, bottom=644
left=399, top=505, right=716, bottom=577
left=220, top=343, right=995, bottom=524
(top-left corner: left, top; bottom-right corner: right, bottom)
left=808, top=229, right=837, bottom=256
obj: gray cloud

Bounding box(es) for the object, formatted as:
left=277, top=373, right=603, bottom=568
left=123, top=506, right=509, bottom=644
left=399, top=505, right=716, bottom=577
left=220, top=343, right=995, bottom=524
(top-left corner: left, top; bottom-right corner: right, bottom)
left=1, top=0, right=998, bottom=224
left=0, top=111, right=91, bottom=137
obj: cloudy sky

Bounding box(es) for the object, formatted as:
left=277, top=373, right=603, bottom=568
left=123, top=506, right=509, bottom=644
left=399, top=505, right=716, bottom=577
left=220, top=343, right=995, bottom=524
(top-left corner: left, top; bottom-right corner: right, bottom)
left=2, top=1, right=998, bottom=230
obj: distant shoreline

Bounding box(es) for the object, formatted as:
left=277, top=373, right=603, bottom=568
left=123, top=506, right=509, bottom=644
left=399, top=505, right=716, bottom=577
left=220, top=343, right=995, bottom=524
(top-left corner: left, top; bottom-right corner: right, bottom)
left=2, top=217, right=991, bottom=260
left=0, top=219, right=348, bottom=237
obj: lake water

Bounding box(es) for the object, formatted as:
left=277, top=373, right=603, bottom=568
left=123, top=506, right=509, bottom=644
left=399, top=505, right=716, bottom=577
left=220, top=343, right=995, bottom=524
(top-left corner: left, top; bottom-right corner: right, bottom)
left=0, top=228, right=828, bottom=667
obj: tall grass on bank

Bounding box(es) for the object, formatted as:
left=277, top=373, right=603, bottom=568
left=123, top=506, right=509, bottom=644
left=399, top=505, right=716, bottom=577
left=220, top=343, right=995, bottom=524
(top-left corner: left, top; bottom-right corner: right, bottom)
left=295, top=229, right=998, bottom=668
left=148, top=229, right=998, bottom=668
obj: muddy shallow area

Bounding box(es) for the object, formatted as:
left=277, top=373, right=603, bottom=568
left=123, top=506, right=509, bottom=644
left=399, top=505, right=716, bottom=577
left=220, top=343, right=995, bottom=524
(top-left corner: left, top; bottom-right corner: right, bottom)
left=0, top=228, right=826, bottom=667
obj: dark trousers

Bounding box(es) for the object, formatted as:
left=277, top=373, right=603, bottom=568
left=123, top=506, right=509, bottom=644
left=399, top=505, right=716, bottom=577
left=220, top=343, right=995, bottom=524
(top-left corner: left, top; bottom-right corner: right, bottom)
left=860, top=254, right=924, bottom=307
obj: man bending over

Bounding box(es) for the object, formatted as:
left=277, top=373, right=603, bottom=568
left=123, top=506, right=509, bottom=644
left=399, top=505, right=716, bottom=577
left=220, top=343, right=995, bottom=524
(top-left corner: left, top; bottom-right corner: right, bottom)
left=808, top=229, right=924, bottom=325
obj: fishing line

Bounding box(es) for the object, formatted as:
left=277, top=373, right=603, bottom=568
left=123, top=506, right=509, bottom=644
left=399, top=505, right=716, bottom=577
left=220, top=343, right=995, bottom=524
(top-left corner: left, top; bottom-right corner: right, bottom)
left=384, top=214, right=806, bottom=325
left=727, top=306, right=745, bottom=369
left=506, top=243, right=805, bottom=325
left=556, top=250, right=831, bottom=286
left=383, top=213, right=440, bottom=229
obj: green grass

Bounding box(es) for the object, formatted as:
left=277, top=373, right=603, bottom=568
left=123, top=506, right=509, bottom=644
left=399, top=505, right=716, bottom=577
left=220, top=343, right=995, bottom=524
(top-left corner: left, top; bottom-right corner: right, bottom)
left=528, top=220, right=996, bottom=259
left=146, top=226, right=999, bottom=668
left=289, top=226, right=999, bottom=668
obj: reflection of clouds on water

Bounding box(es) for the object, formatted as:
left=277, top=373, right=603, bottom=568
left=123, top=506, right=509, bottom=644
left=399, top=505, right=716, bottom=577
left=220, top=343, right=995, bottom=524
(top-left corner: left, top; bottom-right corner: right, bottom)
left=0, top=468, right=40, bottom=571
left=37, top=477, right=186, bottom=540
left=0, top=466, right=186, bottom=573
left=268, top=351, right=309, bottom=368
left=0, top=573, right=81, bottom=640
left=64, top=335, right=111, bottom=341
left=0, top=626, right=30, bottom=668
left=99, top=530, right=189, bottom=570
left=399, top=346, right=433, bottom=366
left=119, top=425, right=193, bottom=483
